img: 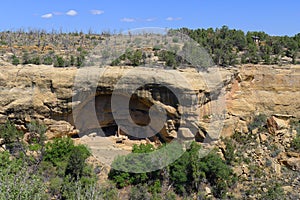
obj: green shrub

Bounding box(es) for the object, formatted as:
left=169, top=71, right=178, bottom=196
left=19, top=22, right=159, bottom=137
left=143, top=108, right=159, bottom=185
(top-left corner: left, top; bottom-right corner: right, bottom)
left=153, top=45, right=162, bottom=51
left=54, top=55, right=65, bottom=67
left=100, top=182, right=119, bottom=200
left=43, top=56, right=53, bottom=65
left=129, top=184, right=151, bottom=200
left=164, top=191, right=177, bottom=200
left=11, top=55, right=20, bottom=65
left=169, top=150, right=190, bottom=194
left=109, top=142, right=236, bottom=199
left=0, top=121, right=23, bottom=154
left=65, top=145, right=91, bottom=179
left=49, top=177, right=63, bottom=196
left=289, top=119, right=300, bottom=152
left=30, top=55, right=41, bottom=65
left=199, top=152, right=236, bottom=198
left=76, top=54, right=85, bottom=67
left=169, top=141, right=236, bottom=198
left=223, top=138, right=236, bottom=165
left=291, top=135, right=300, bottom=152
left=110, top=58, right=121, bottom=66
left=129, top=49, right=143, bottom=66
left=148, top=180, right=162, bottom=194
left=0, top=121, right=22, bottom=145
left=172, top=37, right=179, bottom=43
left=248, top=114, right=267, bottom=131
left=61, top=177, right=99, bottom=200
left=260, top=183, right=284, bottom=200
left=43, top=137, right=75, bottom=165
left=109, top=143, right=158, bottom=188
left=70, top=55, right=75, bottom=66
left=0, top=155, right=48, bottom=200
left=43, top=137, right=91, bottom=178
left=158, top=50, right=180, bottom=68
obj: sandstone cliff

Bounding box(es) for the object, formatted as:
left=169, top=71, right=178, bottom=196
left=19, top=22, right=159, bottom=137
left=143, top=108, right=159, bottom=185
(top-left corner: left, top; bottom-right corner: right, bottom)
left=1, top=64, right=300, bottom=141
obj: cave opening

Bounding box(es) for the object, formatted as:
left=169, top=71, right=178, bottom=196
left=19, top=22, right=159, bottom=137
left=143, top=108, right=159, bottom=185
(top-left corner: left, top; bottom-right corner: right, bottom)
left=70, top=84, right=180, bottom=141
left=94, top=84, right=180, bottom=140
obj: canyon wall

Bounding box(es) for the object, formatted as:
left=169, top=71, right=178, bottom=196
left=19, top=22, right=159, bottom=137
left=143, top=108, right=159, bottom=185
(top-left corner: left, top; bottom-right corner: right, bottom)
left=0, top=64, right=299, bottom=141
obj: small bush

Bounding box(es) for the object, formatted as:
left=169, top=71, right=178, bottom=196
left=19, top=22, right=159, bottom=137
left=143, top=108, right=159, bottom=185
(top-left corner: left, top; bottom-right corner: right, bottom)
left=129, top=184, right=151, bottom=200
left=43, top=56, right=53, bottom=65
left=223, top=138, right=236, bottom=165
left=43, top=137, right=91, bottom=176
left=54, top=55, right=67, bottom=67
left=153, top=45, right=162, bottom=51
left=11, top=55, right=20, bottom=65
left=65, top=145, right=91, bottom=179
left=291, top=135, right=300, bottom=152
left=0, top=121, right=22, bottom=144
left=30, top=56, right=41, bottom=65
left=248, top=114, right=267, bottom=131
left=0, top=157, right=48, bottom=200
left=172, top=37, right=179, bottom=43
left=261, top=183, right=284, bottom=200
left=43, top=137, right=75, bottom=165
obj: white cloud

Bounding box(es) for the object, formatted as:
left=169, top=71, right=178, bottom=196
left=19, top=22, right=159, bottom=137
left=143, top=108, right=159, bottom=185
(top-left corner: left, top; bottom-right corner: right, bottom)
left=121, top=18, right=136, bottom=22
left=41, top=13, right=53, bottom=19
left=66, top=10, right=78, bottom=16
left=90, top=10, right=104, bottom=15
left=166, top=17, right=182, bottom=21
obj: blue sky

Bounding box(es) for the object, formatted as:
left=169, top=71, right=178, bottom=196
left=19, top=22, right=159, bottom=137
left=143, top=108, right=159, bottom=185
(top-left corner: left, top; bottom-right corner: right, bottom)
left=0, top=0, right=299, bottom=36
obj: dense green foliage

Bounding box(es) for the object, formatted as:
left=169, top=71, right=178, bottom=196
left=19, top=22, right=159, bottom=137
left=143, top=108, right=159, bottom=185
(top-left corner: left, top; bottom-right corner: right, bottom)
left=157, top=50, right=181, bottom=69
left=108, top=144, right=161, bottom=188
left=110, top=48, right=144, bottom=66
left=1, top=115, right=299, bottom=199
left=0, top=152, right=48, bottom=199
left=11, top=55, right=20, bottom=65
left=0, top=120, right=115, bottom=200
left=177, top=26, right=300, bottom=66
left=109, top=142, right=236, bottom=199
left=10, top=49, right=87, bottom=67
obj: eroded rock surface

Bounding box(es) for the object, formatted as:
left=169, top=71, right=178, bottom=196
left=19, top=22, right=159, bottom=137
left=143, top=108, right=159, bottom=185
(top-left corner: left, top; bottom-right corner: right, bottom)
left=1, top=64, right=300, bottom=142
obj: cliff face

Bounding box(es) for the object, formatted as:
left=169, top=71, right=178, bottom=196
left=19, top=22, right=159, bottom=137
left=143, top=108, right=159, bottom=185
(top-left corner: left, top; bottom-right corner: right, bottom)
left=227, top=64, right=300, bottom=118
left=0, top=64, right=300, bottom=141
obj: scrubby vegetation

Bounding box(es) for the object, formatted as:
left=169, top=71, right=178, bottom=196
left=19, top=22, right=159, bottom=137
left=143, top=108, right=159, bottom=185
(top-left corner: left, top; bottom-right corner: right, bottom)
left=1, top=113, right=300, bottom=199
left=176, top=26, right=300, bottom=66
left=1, top=26, right=300, bottom=68
left=0, top=121, right=118, bottom=200
left=1, top=26, right=300, bottom=199
left=109, top=142, right=237, bottom=199
left=290, top=119, right=300, bottom=152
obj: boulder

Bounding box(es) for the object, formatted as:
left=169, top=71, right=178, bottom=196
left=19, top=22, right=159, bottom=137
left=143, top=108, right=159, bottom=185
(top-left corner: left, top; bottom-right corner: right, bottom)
left=45, top=120, right=79, bottom=139
left=178, top=128, right=194, bottom=140
left=267, top=116, right=290, bottom=135
left=279, top=155, right=300, bottom=171
left=259, top=133, right=268, bottom=142
left=284, top=158, right=300, bottom=171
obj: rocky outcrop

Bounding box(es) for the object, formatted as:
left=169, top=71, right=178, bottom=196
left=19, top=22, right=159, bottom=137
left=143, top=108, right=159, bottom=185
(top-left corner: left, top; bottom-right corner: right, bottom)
left=1, top=64, right=300, bottom=142
left=226, top=64, right=300, bottom=119
left=222, top=64, right=300, bottom=138
left=0, top=64, right=231, bottom=142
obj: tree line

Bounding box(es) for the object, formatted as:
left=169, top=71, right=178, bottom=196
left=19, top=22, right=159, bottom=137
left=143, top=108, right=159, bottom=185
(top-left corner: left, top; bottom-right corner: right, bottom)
left=175, top=26, right=300, bottom=66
